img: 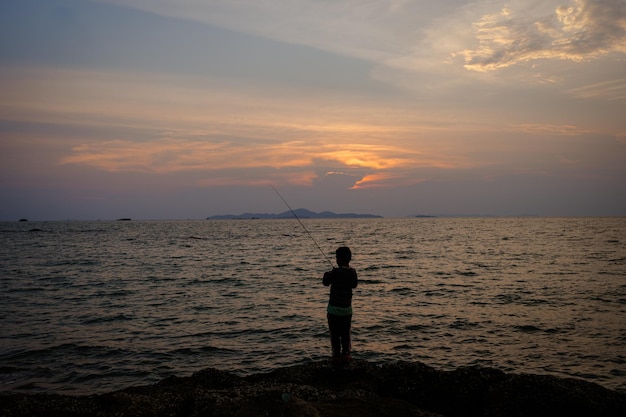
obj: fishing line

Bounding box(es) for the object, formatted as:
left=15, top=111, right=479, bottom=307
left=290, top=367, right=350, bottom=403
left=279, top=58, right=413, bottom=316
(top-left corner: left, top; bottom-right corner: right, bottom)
left=269, top=184, right=335, bottom=268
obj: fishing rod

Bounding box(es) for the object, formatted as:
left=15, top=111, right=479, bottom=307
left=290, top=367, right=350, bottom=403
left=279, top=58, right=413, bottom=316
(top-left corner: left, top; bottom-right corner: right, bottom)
left=269, top=184, right=335, bottom=269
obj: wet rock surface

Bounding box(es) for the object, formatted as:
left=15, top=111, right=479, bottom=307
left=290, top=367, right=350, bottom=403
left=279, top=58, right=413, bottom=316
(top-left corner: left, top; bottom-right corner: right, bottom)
left=1, top=360, right=624, bottom=417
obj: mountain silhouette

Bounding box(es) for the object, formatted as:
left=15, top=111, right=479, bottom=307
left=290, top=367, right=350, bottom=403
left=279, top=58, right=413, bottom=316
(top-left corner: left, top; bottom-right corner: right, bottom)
left=207, top=208, right=382, bottom=220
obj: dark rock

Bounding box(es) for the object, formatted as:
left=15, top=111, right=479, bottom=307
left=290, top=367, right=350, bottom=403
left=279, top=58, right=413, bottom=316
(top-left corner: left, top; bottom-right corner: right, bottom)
left=234, top=391, right=320, bottom=417
left=0, top=360, right=624, bottom=417
left=315, top=397, right=440, bottom=417
left=483, top=373, right=626, bottom=417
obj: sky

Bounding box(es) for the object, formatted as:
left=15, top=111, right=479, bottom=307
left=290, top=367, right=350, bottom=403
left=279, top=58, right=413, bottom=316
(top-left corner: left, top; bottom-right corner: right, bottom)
left=1, top=0, right=625, bottom=220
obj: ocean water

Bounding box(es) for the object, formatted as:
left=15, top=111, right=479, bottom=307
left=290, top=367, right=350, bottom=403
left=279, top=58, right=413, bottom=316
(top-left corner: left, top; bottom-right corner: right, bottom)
left=1, top=218, right=624, bottom=395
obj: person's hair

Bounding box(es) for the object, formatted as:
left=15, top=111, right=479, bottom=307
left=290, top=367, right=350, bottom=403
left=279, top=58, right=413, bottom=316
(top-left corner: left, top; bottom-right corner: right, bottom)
left=335, top=246, right=352, bottom=262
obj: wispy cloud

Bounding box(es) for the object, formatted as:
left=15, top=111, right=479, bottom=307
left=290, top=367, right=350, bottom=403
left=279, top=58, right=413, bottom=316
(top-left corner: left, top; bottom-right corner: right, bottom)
left=91, top=0, right=427, bottom=63
left=514, top=124, right=592, bottom=135
left=102, top=1, right=625, bottom=66
left=459, top=0, right=626, bottom=72
left=87, top=0, right=626, bottom=97
left=568, top=78, right=626, bottom=101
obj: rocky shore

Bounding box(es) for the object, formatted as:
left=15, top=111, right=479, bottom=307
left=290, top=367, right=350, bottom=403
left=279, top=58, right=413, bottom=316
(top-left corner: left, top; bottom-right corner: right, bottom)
left=1, top=360, right=624, bottom=417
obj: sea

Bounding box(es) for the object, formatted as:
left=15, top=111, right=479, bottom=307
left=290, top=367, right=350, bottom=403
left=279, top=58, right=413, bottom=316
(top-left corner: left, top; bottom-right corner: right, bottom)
left=1, top=217, right=625, bottom=395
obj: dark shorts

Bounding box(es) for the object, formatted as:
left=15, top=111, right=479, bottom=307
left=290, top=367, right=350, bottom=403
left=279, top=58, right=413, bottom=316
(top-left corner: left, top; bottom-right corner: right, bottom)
left=327, top=313, right=352, bottom=357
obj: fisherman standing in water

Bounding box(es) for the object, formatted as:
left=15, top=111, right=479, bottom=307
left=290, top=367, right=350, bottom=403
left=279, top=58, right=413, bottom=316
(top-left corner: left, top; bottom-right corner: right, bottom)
left=323, top=246, right=358, bottom=364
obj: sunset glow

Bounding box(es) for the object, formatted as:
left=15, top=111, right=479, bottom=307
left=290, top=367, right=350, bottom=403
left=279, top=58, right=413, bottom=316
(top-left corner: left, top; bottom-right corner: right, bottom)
left=1, top=0, right=624, bottom=219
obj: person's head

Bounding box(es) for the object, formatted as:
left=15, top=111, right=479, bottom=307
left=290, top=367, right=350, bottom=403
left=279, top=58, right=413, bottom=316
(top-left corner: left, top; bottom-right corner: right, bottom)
left=335, top=246, right=351, bottom=266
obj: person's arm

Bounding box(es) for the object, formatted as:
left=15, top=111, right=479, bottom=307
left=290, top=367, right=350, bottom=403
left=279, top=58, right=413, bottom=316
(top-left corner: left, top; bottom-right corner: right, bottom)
left=351, top=269, right=358, bottom=288
left=323, top=270, right=333, bottom=286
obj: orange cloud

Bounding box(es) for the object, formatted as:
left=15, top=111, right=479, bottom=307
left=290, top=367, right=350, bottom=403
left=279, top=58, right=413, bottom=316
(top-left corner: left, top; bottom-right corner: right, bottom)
left=351, top=169, right=436, bottom=189
left=60, top=138, right=422, bottom=174
left=6, top=66, right=562, bottom=193
left=352, top=173, right=398, bottom=189
left=317, top=144, right=417, bottom=170
left=61, top=139, right=232, bottom=173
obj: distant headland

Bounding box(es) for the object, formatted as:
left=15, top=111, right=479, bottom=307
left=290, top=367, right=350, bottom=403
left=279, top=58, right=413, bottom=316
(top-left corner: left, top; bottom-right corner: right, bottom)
left=207, top=208, right=382, bottom=220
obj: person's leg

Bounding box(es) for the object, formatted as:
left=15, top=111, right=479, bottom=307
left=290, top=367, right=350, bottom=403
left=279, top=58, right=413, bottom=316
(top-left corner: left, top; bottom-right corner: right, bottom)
left=340, top=315, right=352, bottom=357
left=327, top=314, right=341, bottom=357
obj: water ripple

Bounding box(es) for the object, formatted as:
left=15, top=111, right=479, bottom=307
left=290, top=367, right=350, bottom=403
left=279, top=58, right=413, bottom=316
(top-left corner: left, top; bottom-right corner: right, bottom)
left=1, top=218, right=625, bottom=394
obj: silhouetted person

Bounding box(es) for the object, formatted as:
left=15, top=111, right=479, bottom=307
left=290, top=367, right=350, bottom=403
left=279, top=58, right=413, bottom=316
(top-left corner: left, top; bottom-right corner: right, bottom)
left=323, top=246, right=358, bottom=363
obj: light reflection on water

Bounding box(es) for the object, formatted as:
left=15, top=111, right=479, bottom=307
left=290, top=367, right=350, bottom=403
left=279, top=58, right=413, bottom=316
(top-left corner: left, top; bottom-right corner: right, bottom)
left=1, top=217, right=624, bottom=394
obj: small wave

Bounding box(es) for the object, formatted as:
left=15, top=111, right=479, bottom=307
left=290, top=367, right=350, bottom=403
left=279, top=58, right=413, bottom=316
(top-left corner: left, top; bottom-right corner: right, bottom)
left=6, top=286, right=45, bottom=294
left=455, top=270, right=477, bottom=277
left=169, top=346, right=235, bottom=356
left=191, top=305, right=216, bottom=312
left=90, top=289, right=136, bottom=299
left=521, top=298, right=551, bottom=306
left=423, top=290, right=453, bottom=298
left=544, top=328, right=561, bottom=334
left=80, top=314, right=134, bottom=325
left=438, top=282, right=474, bottom=288
left=0, top=365, right=55, bottom=390
left=587, top=295, right=621, bottom=304
left=449, top=320, right=481, bottom=330
left=361, top=324, right=385, bottom=332
left=376, top=264, right=402, bottom=269
left=405, top=324, right=431, bottom=332
left=390, top=287, right=414, bottom=295
left=494, top=293, right=522, bottom=304
left=514, top=325, right=542, bottom=333
left=205, top=276, right=243, bottom=285
left=1, top=343, right=131, bottom=366
left=41, top=259, right=100, bottom=267
left=359, top=279, right=384, bottom=284
left=392, top=344, right=413, bottom=350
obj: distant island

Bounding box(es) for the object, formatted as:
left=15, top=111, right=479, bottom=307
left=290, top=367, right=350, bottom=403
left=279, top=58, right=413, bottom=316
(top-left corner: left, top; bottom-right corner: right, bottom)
left=207, top=208, right=382, bottom=220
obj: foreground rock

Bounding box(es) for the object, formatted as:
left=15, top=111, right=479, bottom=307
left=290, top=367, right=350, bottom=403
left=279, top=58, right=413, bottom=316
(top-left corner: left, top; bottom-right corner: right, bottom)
left=1, top=360, right=624, bottom=417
